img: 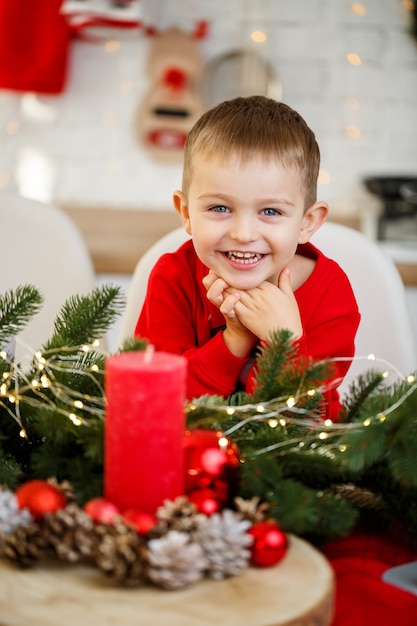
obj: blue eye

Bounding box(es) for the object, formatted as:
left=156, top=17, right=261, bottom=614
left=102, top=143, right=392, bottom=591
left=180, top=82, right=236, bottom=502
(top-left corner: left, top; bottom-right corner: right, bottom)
left=210, top=205, right=229, bottom=213
left=262, top=208, right=280, bottom=216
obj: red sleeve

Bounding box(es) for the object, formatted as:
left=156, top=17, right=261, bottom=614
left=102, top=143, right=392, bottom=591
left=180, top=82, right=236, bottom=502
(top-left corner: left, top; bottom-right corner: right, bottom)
left=134, top=250, right=249, bottom=400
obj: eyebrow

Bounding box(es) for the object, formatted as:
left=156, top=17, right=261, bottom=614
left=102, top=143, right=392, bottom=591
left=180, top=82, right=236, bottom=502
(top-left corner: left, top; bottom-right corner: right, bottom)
left=198, top=192, right=296, bottom=207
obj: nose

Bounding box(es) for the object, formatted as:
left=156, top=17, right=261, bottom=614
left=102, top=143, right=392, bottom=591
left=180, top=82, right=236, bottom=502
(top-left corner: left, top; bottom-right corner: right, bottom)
left=230, top=214, right=258, bottom=243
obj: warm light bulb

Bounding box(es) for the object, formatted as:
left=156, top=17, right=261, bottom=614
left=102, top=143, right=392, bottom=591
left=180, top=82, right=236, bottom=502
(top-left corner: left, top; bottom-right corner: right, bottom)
left=345, top=124, right=361, bottom=139
left=105, top=39, right=120, bottom=52
left=351, top=3, right=366, bottom=15
left=251, top=31, right=267, bottom=43
left=347, top=52, right=362, bottom=66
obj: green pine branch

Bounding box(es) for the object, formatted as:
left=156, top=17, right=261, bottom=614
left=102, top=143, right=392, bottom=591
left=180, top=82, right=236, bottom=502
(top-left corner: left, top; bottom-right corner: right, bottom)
left=0, top=284, right=43, bottom=349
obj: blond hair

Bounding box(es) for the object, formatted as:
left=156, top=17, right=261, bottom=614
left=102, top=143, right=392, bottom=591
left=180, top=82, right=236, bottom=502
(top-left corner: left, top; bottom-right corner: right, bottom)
left=182, top=95, right=320, bottom=209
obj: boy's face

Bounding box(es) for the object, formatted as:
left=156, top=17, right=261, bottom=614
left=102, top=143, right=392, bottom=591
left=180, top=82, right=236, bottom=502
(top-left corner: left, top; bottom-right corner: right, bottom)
left=174, top=153, right=326, bottom=290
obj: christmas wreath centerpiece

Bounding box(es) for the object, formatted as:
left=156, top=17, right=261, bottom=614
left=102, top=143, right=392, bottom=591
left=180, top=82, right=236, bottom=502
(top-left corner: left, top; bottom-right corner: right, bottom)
left=0, top=284, right=416, bottom=589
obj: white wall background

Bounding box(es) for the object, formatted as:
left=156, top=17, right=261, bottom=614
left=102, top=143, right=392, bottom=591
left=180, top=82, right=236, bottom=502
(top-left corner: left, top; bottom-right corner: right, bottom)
left=1, top=0, right=416, bottom=353
left=0, top=0, right=416, bottom=220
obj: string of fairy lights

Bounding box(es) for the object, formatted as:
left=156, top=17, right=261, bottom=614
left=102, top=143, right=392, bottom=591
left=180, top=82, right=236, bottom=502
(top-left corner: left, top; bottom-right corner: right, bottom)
left=0, top=338, right=415, bottom=457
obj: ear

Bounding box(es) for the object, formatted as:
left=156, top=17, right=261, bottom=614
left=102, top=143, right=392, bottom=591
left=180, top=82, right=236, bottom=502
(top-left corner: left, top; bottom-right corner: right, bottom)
left=173, top=190, right=192, bottom=235
left=298, top=201, right=329, bottom=244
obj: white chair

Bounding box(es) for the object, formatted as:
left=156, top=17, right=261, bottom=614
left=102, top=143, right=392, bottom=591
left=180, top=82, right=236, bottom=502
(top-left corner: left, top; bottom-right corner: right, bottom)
left=118, top=227, right=191, bottom=345
left=119, top=221, right=417, bottom=396
left=312, top=222, right=417, bottom=394
left=1, top=194, right=96, bottom=363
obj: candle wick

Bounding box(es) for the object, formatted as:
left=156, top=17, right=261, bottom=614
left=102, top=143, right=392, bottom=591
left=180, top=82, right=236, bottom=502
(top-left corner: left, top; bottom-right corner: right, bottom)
left=143, top=344, right=155, bottom=363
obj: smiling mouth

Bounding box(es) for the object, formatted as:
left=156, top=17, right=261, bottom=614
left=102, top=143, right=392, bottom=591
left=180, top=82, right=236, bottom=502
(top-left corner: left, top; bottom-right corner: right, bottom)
left=225, top=251, right=264, bottom=264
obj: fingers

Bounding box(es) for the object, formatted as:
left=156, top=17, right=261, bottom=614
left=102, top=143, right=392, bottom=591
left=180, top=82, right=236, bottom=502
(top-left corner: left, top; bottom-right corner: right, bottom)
left=202, top=270, right=219, bottom=291
left=220, top=291, right=240, bottom=319
left=277, top=267, right=294, bottom=296
left=203, top=270, right=233, bottom=308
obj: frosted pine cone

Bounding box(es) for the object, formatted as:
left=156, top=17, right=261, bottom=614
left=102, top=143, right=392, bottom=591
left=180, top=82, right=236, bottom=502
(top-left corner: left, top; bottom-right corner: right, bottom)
left=151, top=496, right=206, bottom=537
left=43, top=503, right=95, bottom=563
left=0, top=487, right=33, bottom=538
left=147, top=530, right=208, bottom=590
left=94, top=520, right=147, bottom=587
left=234, top=496, right=270, bottom=523
left=193, top=509, right=253, bottom=580
left=2, top=522, right=49, bottom=567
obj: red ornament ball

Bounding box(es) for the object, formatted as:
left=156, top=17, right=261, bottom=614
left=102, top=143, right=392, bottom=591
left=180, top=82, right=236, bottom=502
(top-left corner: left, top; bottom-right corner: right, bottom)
left=248, top=521, right=289, bottom=567
left=122, top=509, right=157, bottom=534
left=183, top=429, right=240, bottom=507
left=83, top=497, right=120, bottom=523
left=15, top=479, right=67, bottom=519
left=187, top=488, right=221, bottom=516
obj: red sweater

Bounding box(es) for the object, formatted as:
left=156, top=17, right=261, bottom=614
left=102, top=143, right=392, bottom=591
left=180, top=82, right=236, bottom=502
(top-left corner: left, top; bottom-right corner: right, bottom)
left=135, top=239, right=360, bottom=418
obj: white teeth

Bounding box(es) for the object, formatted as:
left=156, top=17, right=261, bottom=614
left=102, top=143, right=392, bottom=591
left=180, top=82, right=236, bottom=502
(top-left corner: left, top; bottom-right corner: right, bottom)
left=226, top=251, right=263, bottom=264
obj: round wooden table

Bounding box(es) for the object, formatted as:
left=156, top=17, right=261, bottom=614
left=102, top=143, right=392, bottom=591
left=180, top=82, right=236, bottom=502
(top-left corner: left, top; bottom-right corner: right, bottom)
left=0, top=535, right=334, bottom=626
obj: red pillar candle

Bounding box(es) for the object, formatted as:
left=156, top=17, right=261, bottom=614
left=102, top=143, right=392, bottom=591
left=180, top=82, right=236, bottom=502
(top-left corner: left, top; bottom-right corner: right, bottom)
left=104, top=349, right=187, bottom=514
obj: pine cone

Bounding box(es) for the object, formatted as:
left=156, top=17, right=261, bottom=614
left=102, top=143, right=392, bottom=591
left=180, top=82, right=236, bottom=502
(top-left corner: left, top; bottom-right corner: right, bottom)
left=151, top=496, right=206, bottom=537
left=46, top=478, right=76, bottom=503
left=234, top=496, right=270, bottom=523
left=193, top=509, right=253, bottom=580
left=0, top=487, right=33, bottom=539
left=147, top=530, right=208, bottom=590
left=43, top=503, right=95, bottom=563
left=329, top=483, right=389, bottom=515
left=93, top=520, right=147, bottom=587
left=2, top=522, right=48, bottom=568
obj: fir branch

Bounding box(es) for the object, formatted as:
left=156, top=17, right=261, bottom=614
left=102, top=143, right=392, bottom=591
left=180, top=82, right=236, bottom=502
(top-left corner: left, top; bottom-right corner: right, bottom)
left=0, top=285, right=43, bottom=349
left=44, top=285, right=125, bottom=351
left=341, top=370, right=385, bottom=421
left=118, top=336, right=149, bottom=353
left=250, top=329, right=297, bottom=401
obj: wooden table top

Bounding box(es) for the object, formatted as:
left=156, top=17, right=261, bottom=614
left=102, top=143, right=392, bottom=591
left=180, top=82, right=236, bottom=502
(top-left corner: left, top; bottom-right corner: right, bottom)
left=0, top=535, right=334, bottom=626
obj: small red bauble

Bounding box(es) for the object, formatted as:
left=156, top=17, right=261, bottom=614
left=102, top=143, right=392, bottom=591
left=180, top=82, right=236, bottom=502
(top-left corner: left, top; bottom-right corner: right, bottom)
left=187, top=488, right=221, bottom=516
left=248, top=521, right=289, bottom=567
left=122, top=509, right=157, bottom=534
left=15, top=479, right=67, bottom=519
left=83, top=497, right=120, bottom=523
left=183, top=429, right=240, bottom=507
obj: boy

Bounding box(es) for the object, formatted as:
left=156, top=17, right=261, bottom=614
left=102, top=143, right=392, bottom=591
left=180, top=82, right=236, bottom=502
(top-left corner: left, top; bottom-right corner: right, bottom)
left=135, top=96, right=360, bottom=418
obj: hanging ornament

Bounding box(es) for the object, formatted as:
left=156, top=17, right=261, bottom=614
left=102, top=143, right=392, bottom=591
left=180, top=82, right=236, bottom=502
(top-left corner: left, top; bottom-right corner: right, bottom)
left=83, top=497, right=120, bottom=523
left=15, top=480, right=67, bottom=519
left=183, top=429, right=240, bottom=508
left=134, top=27, right=207, bottom=162
left=248, top=521, right=289, bottom=567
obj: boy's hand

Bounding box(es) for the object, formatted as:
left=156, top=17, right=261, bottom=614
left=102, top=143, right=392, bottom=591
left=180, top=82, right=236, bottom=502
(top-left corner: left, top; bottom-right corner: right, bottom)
left=203, top=268, right=303, bottom=347
left=234, top=268, right=303, bottom=341
left=202, top=271, right=257, bottom=358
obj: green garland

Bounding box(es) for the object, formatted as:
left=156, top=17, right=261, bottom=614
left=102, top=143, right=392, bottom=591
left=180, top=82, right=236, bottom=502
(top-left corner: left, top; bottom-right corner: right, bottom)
left=0, top=285, right=416, bottom=543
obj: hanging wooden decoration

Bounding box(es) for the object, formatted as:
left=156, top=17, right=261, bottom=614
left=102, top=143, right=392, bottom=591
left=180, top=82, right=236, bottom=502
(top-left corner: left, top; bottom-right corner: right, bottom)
left=134, top=26, right=207, bottom=162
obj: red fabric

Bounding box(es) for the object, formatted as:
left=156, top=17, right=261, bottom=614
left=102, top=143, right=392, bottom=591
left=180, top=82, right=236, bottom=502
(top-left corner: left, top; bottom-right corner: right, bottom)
left=0, top=0, right=70, bottom=94
left=135, top=239, right=360, bottom=417
left=322, top=531, right=417, bottom=626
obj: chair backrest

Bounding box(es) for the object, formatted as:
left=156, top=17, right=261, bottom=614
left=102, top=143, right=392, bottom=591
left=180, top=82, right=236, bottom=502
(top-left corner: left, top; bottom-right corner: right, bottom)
left=119, top=221, right=417, bottom=395
left=312, top=221, right=416, bottom=394
left=1, top=194, right=96, bottom=363
left=118, top=227, right=191, bottom=345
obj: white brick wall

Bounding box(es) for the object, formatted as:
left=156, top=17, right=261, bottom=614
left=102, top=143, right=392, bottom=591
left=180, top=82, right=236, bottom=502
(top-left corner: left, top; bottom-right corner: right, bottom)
left=0, top=0, right=416, bottom=217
